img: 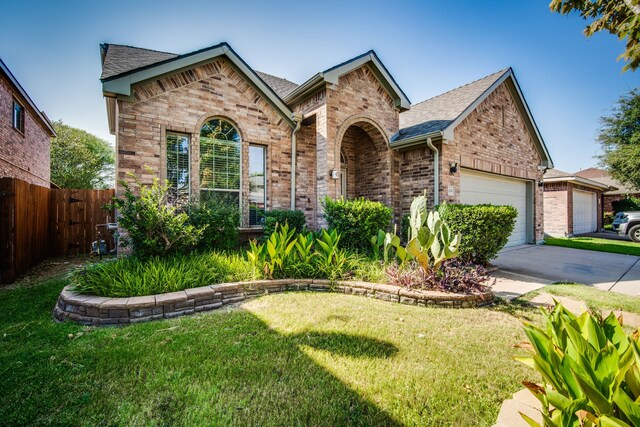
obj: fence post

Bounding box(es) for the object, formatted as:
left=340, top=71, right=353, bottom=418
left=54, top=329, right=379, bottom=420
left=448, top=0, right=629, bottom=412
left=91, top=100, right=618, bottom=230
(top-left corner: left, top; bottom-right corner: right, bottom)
left=0, top=178, right=16, bottom=284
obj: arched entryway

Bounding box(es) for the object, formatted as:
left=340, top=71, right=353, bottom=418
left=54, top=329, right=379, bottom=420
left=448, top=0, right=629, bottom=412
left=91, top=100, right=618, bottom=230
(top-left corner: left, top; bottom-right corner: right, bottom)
left=337, top=119, right=392, bottom=206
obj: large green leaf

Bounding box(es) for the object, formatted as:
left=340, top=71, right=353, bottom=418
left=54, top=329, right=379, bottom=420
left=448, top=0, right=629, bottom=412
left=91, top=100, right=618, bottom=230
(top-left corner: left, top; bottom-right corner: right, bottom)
left=614, top=388, right=640, bottom=426
left=573, top=368, right=613, bottom=415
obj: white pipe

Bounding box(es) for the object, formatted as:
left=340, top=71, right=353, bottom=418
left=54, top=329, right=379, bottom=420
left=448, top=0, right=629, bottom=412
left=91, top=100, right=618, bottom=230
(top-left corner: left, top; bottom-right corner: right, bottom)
left=426, top=137, right=439, bottom=206
left=290, top=113, right=302, bottom=210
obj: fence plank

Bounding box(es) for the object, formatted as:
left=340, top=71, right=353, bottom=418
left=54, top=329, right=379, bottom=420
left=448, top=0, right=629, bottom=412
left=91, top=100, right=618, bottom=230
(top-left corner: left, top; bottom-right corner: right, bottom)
left=0, top=178, right=115, bottom=284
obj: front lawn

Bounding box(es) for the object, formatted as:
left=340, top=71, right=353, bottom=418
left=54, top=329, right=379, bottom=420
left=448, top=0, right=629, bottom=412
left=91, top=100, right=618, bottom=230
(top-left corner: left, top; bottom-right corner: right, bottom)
left=544, top=236, right=640, bottom=256
left=518, top=282, right=640, bottom=314
left=1, top=279, right=537, bottom=426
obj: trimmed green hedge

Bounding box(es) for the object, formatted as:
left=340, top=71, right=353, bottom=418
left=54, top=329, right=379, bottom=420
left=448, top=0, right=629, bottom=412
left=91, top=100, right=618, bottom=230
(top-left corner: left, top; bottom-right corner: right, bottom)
left=263, top=210, right=306, bottom=237
left=437, top=204, right=518, bottom=264
left=323, top=197, right=392, bottom=253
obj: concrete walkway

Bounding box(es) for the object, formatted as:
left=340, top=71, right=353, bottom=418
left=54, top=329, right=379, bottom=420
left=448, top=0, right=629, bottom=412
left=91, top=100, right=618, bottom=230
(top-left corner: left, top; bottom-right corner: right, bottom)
left=493, top=245, right=640, bottom=296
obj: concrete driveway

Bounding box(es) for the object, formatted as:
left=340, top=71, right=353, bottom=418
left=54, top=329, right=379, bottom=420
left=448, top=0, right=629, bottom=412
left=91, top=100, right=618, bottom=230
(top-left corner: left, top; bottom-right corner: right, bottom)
left=493, top=245, right=640, bottom=296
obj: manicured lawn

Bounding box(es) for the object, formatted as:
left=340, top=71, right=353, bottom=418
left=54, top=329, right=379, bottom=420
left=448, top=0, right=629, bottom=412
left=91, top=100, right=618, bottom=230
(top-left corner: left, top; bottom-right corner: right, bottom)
left=518, top=282, right=640, bottom=314
left=544, top=236, right=640, bottom=256
left=0, top=279, right=538, bottom=426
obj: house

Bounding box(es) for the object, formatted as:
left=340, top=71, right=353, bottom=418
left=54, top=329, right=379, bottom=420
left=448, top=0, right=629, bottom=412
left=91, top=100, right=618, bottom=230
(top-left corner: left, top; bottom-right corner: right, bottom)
left=542, top=168, right=613, bottom=237
left=0, top=58, right=56, bottom=187
left=99, top=42, right=553, bottom=247
left=575, top=167, right=640, bottom=213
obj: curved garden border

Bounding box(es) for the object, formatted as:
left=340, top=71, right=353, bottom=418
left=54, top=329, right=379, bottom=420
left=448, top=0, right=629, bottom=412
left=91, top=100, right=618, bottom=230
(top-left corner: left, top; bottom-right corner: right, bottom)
left=53, top=279, right=495, bottom=326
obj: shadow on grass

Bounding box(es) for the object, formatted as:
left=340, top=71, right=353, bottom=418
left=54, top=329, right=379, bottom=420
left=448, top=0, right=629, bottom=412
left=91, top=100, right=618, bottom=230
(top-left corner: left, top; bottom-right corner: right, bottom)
left=0, top=281, right=402, bottom=426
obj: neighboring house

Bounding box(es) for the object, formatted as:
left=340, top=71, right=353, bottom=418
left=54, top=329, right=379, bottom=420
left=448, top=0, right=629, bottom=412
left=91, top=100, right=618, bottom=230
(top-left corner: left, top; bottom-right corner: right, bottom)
left=543, top=168, right=613, bottom=237
left=575, top=167, right=640, bottom=213
left=0, top=58, right=56, bottom=187
left=100, top=42, right=553, bottom=246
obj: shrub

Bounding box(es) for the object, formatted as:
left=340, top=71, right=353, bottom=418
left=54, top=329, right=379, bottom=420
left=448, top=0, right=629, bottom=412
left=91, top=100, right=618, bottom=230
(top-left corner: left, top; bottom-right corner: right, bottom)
left=518, top=303, right=640, bottom=426
left=188, top=200, right=240, bottom=250
left=386, top=260, right=492, bottom=295
left=70, top=252, right=254, bottom=297
left=263, top=209, right=306, bottom=238
left=611, top=196, right=640, bottom=213
left=437, top=204, right=517, bottom=264
left=323, top=197, right=392, bottom=253
left=109, top=177, right=204, bottom=258
left=604, top=211, right=615, bottom=225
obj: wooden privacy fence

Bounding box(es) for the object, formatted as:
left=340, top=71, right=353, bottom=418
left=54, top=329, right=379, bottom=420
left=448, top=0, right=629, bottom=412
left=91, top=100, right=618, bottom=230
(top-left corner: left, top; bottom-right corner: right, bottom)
left=0, top=177, right=115, bottom=284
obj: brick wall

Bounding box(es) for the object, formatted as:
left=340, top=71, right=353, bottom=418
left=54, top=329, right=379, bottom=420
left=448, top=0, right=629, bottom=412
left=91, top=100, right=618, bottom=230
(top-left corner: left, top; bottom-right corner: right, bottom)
left=399, top=147, right=435, bottom=214
left=115, top=58, right=291, bottom=226
left=543, top=181, right=603, bottom=236
left=604, top=193, right=640, bottom=213
left=439, top=82, right=544, bottom=242
left=0, top=75, right=51, bottom=187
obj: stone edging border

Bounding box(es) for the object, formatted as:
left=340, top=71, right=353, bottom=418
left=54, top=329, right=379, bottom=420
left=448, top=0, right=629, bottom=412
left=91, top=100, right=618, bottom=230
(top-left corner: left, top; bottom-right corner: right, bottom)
left=53, top=279, right=495, bottom=326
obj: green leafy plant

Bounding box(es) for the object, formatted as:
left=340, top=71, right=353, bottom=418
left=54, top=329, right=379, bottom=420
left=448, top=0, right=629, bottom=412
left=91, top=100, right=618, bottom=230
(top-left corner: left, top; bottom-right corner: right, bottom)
left=188, top=200, right=240, bottom=250
left=518, top=303, right=640, bottom=426
left=315, top=229, right=351, bottom=282
left=437, top=203, right=517, bottom=264
left=263, top=209, right=306, bottom=238
left=108, top=176, right=204, bottom=258
left=70, top=252, right=254, bottom=297
left=323, top=197, right=392, bottom=254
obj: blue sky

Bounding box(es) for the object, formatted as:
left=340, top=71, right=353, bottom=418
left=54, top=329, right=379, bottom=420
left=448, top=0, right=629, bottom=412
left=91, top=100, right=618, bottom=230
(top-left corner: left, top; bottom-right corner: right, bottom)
left=1, top=0, right=637, bottom=172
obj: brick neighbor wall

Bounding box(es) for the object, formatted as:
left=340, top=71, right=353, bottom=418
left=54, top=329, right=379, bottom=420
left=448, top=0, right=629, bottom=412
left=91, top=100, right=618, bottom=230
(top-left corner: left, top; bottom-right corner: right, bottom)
left=543, top=181, right=603, bottom=236
left=115, top=58, right=291, bottom=227
left=0, top=74, right=51, bottom=187
left=604, top=193, right=640, bottom=213
left=439, top=82, right=545, bottom=242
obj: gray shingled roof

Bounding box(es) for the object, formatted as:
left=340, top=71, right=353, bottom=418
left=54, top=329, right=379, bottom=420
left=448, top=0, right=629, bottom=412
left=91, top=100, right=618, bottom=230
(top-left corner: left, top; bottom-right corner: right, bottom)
left=544, top=168, right=573, bottom=179
left=255, top=71, right=298, bottom=98
left=100, top=44, right=298, bottom=98
left=101, top=44, right=177, bottom=80
left=395, top=68, right=509, bottom=142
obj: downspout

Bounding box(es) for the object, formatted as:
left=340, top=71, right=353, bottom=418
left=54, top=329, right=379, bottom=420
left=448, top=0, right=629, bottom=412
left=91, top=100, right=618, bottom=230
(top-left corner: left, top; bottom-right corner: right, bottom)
left=290, top=113, right=303, bottom=210
left=426, top=137, right=439, bottom=206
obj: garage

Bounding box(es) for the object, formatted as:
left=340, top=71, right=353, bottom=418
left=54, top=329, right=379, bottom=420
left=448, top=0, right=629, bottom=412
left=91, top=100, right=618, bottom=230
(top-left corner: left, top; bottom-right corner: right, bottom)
left=460, top=169, right=530, bottom=247
left=572, top=189, right=597, bottom=234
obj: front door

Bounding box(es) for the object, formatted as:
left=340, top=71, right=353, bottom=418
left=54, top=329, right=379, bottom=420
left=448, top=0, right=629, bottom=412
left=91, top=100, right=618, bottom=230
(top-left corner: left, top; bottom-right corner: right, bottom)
left=340, top=167, right=347, bottom=199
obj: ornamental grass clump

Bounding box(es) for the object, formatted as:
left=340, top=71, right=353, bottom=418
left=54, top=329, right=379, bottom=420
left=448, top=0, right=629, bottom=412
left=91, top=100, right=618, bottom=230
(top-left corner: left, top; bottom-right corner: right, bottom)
left=518, top=304, right=640, bottom=427
left=70, top=252, right=254, bottom=297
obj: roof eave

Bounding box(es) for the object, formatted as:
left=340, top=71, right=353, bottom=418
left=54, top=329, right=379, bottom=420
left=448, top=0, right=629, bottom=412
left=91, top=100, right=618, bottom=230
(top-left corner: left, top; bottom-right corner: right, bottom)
left=543, top=176, right=612, bottom=190
left=101, top=43, right=295, bottom=128
left=0, top=58, right=56, bottom=137
left=389, top=131, right=444, bottom=150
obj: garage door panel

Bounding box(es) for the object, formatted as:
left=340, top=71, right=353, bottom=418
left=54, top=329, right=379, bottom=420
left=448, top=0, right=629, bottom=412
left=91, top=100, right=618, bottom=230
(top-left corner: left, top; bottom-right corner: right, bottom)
left=460, top=170, right=528, bottom=247
left=572, top=190, right=597, bottom=234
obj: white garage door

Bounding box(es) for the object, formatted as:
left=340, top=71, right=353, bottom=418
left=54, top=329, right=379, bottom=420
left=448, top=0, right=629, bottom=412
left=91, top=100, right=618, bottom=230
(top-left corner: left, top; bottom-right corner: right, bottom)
left=572, top=190, right=597, bottom=234
left=460, top=169, right=529, bottom=247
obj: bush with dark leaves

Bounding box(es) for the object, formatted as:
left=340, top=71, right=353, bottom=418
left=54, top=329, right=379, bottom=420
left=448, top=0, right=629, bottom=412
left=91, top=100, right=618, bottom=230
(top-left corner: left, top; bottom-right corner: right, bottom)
left=386, top=260, right=493, bottom=295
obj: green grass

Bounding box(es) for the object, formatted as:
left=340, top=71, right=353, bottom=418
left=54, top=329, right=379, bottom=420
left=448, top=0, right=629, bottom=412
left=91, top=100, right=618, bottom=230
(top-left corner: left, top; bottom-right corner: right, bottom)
left=519, top=282, right=640, bottom=314
left=544, top=236, right=640, bottom=256
left=0, top=279, right=539, bottom=426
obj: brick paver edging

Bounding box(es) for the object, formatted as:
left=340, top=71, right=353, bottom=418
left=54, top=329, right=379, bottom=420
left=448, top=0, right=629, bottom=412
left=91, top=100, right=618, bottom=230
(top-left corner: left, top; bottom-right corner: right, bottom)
left=53, top=279, right=495, bottom=326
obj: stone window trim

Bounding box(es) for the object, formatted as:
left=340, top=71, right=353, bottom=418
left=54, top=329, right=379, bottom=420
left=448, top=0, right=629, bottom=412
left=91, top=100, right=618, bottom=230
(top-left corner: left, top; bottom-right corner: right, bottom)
left=12, top=97, right=25, bottom=136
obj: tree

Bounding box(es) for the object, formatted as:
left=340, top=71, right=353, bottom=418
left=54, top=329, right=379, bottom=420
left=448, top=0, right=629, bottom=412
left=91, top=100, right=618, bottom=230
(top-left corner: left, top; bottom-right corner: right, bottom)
left=598, top=88, right=640, bottom=190
left=51, top=121, right=115, bottom=189
left=550, top=0, right=640, bottom=72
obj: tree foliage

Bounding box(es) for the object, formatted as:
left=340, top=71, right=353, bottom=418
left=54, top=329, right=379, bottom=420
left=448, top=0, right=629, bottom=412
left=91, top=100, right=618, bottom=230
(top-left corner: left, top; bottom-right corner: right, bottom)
left=598, top=88, right=640, bottom=190
left=550, top=0, right=640, bottom=72
left=51, top=120, right=115, bottom=189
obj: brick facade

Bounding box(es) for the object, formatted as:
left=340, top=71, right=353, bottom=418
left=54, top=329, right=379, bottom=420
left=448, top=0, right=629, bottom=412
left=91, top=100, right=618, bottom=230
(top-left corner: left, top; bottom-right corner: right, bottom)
left=115, top=58, right=290, bottom=227
left=109, top=52, right=549, bottom=239
left=543, top=181, right=603, bottom=236
left=439, top=82, right=544, bottom=242
left=0, top=74, right=52, bottom=187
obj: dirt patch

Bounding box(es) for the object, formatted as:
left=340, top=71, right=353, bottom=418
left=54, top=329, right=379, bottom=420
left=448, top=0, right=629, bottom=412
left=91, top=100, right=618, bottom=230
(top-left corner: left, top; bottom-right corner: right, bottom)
left=1, top=256, right=94, bottom=290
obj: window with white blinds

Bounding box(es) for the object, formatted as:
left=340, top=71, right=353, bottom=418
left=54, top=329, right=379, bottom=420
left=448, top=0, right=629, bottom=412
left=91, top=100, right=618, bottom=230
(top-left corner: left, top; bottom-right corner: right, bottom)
left=249, top=145, right=266, bottom=226
left=199, top=119, right=241, bottom=207
left=166, top=132, right=190, bottom=204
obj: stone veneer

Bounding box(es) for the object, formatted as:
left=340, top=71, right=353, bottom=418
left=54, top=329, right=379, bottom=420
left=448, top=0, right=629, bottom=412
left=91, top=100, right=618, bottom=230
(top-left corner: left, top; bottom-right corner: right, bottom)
left=54, top=280, right=495, bottom=326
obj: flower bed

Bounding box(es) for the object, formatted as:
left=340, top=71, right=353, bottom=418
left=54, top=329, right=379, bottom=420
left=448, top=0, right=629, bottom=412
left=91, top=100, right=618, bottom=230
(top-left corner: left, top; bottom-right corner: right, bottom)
left=53, top=279, right=495, bottom=326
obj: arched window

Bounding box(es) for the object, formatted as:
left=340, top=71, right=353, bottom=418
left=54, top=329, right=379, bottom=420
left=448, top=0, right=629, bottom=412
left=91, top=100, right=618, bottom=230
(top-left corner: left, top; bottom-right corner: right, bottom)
left=199, top=118, right=241, bottom=206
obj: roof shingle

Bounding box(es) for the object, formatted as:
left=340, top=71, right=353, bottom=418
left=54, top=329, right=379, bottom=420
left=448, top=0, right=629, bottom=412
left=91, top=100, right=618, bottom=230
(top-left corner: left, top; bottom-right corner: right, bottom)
left=100, top=44, right=299, bottom=99
left=395, top=68, right=509, bottom=142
